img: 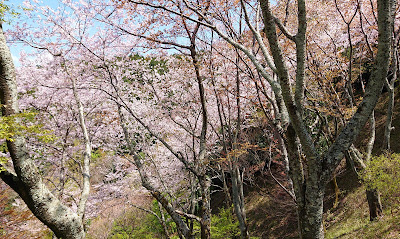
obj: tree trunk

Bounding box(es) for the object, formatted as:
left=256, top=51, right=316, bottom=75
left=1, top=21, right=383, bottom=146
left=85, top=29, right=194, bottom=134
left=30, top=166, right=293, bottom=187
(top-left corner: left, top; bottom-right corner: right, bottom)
left=231, top=166, right=250, bottom=239
left=297, top=187, right=325, bottom=239
left=366, top=188, right=383, bottom=221
left=71, top=76, right=92, bottom=224
left=347, top=145, right=383, bottom=221
left=286, top=126, right=325, bottom=239
left=199, top=176, right=211, bottom=239
left=118, top=107, right=194, bottom=238
left=364, top=112, right=383, bottom=221
left=0, top=24, right=85, bottom=239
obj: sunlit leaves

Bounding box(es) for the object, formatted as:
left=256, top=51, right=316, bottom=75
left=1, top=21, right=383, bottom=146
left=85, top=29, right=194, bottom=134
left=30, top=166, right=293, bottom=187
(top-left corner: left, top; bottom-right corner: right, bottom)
left=0, top=0, right=20, bottom=23
left=0, top=111, right=56, bottom=143
left=362, top=153, right=400, bottom=207
left=0, top=110, right=56, bottom=172
left=219, top=142, right=266, bottom=163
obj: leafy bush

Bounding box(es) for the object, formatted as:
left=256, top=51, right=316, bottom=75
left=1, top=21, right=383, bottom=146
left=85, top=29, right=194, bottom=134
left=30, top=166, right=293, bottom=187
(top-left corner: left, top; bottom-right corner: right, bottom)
left=107, top=201, right=242, bottom=239
left=108, top=200, right=176, bottom=239
left=0, top=111, right=55, bottom=172
left=362, top=153, right=400, bottom=207
left=210, top=206, right=241, bottom=239
left=108, top=210, right=158, bottom=239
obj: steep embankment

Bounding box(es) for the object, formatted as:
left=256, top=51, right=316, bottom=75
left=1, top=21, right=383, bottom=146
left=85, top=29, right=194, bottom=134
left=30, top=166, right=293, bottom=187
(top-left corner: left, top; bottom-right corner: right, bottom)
left=246, top=89, right=400, bottom=238
left=324, top=89, right=400, bottom=238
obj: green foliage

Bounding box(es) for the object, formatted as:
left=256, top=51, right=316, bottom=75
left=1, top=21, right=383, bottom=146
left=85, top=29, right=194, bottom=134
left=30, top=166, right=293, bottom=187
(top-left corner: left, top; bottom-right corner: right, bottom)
left=325, top=186, right=400, bottom=239
left=108, top=202, right=242, bottom=239
left=130, top=54, right=168, bottom=75
left=191, top=206, right=241, bottom=238
left=91, top=148, right=102, bottom=162
left=0, top=0, right=27, bottom=23
left=0, top=156, right=6, bottom=172
left=0, top=111, right=56, bottom=172
left=0, top=112, right=52, bottom=141
left=210, top=206, right=240, bottom=239
left=108, top=200, right=175, bottom=239
left=362, top=153, right=400, bottom=206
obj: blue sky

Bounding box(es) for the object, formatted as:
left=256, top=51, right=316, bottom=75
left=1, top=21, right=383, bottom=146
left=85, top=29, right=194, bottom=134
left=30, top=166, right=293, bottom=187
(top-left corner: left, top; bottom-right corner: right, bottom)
left=5, top=0, right=60, bottom=66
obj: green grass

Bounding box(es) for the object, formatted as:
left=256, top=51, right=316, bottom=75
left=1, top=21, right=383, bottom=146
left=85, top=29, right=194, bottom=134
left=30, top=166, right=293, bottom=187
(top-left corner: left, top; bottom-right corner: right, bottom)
left=325, top=186, right=400, bottom=239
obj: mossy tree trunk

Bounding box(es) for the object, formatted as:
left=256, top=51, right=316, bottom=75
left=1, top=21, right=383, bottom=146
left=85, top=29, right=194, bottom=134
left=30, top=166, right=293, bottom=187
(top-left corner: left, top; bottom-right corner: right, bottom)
left=0, top=24, right=85, bottom=239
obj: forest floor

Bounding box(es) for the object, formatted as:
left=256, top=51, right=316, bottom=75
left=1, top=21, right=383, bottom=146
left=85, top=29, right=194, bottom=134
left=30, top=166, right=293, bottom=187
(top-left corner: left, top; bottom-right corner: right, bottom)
left=324, top=185, right=400, bottom=239
left=244, top=150, right=400, bottom=239
left=322, top=89, right=400, bottom=238
left=245, top=89, right=400, bottom=239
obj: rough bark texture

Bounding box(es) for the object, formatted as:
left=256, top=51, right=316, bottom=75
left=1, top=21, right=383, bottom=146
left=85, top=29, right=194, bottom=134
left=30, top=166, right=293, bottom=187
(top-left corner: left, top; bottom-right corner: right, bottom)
left=0, top=24, right=84, bottom=239
left=321, top=0, right=395, bottom=183
left=366, top=188, right=383, bottom=221
left=258, top=0, right=396, bottom=238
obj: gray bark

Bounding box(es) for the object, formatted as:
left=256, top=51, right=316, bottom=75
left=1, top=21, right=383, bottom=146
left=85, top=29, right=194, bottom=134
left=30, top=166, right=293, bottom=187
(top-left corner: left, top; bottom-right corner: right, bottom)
left=321, top=0, right=395, bottom=181
left=164, top=0, right=395, bottom=237
left=365, top=112, right=383, bottom=220
left=231, top=165, right=250, bottom=239
left=383, top=81, right=395, bottom=150
left=71, top=77, right=92, bottom=223
left=258, top=0, right=396, bottom=237
left=383, top=38, right=397, bottom=151
left=0, top=24, right=84, bottom=239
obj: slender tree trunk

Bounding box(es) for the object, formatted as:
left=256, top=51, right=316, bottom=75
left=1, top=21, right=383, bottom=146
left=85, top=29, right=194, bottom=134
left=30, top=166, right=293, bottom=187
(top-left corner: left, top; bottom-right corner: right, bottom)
left=231, top=165, right=250, bottom=239
left=346, top=145, right=383, bottom=221
left=277, top=134, right=295, bottom=196
left=383, top=84, right=395, bottom=150
left=157, top=202, right=171, bottom=239
left=383, top=32, right=397, bottom=151
left=71, top=76, right=92, bottom=226
left=365, top=112, right=383, bottom=220
left=190, top=40, right=211, bottom=239
left=365, top=30, right=399, bottom=222
left=199, top=176, right=211, bottom=239
left=118, top=107, right=194, bottom=238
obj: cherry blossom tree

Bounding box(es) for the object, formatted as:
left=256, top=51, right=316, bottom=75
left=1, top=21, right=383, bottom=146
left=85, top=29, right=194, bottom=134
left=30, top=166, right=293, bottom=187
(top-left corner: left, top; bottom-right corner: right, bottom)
left=2, top=0, right=398, bottom=239
left=111, top=0, right=397, bottom=238
left=0, top=23, right=86, bottom=239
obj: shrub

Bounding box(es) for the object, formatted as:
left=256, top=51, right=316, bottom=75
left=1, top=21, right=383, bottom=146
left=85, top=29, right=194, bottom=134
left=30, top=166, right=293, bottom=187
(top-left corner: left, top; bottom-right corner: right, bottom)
left=362, top=153, right=400, bottom=207
left=107, top=200, right=176, bottom=239
left=210, top=206, right=241, bottom=239
left=107, top=201, right=243, bottom=238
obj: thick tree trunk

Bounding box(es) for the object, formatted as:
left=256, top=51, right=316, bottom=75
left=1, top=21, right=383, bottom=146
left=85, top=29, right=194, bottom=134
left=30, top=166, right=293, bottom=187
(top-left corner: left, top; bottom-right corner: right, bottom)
left=297, top=188, right=325, bottom=239
left=0, top=24, right=85, bottom=239
left=366, top=188, right=383, bottom=221
left=286, top=126, right=325, bottom=239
